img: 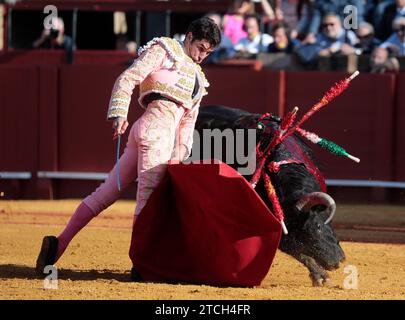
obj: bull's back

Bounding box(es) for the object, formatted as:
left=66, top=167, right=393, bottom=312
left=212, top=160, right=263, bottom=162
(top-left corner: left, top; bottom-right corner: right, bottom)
left=196, top=105, right=256, bottom=131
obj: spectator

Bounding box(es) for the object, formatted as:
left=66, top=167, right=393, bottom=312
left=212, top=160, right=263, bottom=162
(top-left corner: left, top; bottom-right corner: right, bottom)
left=32, top=16, right=73, bottom=63
left=113, top=11, right=127, bottom=35
left=234, top=14, right=274, bottom=56
left=295, top=13, right=358, bottom=64
left=257, top=0, right=297, bottom=35
left=380, top=17, right=405, bottom=56
left=263, top=0, right=310, bottom=37
left=354, top=22, right=381, bottom=55
left=294, top=0, right=316, bottom=39
left=259, top=0, right=279, bottom=22
left=272, top=0, right=284, bottom=20
left=268, top=22, right=300, bottom=53
left=373, top=0, right=394, bottom=32
left=375, top=0, right=405, bottom=41
left=369, top=46, right=400, bottom=72
left=277, top=0, right=300, bottom=29
left=32, top=17, right=73, bottom=51
left=306, top=0, right=365, bottom=42
left=316, top=13, right=358, bottom=57
left=223, top=0, right=255, bottom=45
left=204, top=13, right=236, bottom=63
left=222, top=0, right=281, bottom=43
left=364, top=0, right=382, bottom=23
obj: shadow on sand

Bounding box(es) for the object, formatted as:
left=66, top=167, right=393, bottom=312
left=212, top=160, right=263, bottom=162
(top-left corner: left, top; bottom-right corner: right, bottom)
left=0, top=264, right=131, bottom=282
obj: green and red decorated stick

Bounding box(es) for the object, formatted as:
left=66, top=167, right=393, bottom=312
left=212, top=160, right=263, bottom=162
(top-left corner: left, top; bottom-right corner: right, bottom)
left=296, top=127, right=360, bottom=163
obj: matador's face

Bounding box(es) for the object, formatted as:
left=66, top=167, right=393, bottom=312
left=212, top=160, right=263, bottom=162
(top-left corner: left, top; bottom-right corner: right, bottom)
left=184, top=32, right=215, bottom=64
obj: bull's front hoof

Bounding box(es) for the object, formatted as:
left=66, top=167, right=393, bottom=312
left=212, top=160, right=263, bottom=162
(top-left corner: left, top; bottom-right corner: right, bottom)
left=311, top=275, right=337, bottom=288
left=323, top=278, right=336, bottom=288
left=310, top=274, right=334, bottom=287
left=311, top=277, right=324, bottom=287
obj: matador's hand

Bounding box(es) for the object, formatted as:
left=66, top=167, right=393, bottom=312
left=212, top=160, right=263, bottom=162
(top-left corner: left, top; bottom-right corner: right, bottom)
left=112, top=117, right=129, bottom=140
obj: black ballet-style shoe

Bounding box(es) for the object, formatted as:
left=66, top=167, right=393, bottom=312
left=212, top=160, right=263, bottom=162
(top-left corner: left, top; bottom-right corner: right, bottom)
left=35, top=236, right=59, bottom=276
left=130, top=267, right=142, bottom=282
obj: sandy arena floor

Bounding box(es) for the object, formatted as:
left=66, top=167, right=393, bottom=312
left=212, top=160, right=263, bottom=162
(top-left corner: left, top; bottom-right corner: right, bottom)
left=0, top=200, right=404, bottom=300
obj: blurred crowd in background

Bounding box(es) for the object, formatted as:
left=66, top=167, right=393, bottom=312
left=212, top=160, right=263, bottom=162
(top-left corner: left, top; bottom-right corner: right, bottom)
left=198, top=0, right=405, bottom=73
left=3, top=0, right=405, bottom=72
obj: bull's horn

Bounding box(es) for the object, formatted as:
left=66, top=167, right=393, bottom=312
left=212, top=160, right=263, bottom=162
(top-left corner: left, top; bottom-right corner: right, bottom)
left=295, top=192, right=336, bottom=224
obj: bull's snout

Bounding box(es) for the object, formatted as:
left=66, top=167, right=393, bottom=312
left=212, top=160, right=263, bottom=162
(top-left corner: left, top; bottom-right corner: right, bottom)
left=322, top=245, right=346, bottom=270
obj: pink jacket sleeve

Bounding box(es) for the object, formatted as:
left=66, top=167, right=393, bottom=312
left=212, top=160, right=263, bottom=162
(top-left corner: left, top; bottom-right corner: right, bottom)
left=106, top=44, right=167, bottom=120
left=172, top=106, right=200, bottom=161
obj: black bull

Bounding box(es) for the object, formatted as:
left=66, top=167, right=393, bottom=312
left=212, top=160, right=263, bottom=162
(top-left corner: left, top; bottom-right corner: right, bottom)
left=191, top=105, right=346, bottom=286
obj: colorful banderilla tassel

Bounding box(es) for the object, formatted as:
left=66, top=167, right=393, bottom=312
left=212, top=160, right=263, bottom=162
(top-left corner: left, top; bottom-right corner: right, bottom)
left=296, top=127, right=360, bottom=163
left=283, top=71, right=360, bottom=142
left=263, top=172, right=288, bottom=235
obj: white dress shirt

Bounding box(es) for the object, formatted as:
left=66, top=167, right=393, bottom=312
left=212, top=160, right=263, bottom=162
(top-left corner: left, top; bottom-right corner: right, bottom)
left=234, top=33, right=274, bottom=54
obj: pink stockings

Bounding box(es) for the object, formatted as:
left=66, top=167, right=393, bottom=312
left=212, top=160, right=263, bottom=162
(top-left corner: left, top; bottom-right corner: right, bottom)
left=55, top=100, right=186, bottom=263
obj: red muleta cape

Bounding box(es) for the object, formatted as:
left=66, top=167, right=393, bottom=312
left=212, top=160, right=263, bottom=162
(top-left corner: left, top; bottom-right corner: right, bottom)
left=129, top=161, right=282, bottom=287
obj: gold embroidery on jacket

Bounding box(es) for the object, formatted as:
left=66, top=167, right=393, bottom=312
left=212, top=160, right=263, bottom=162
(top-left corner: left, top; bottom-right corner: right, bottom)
left=140, top=80, right=191, bottom=102
left=177, top=78, right=195, bottom=90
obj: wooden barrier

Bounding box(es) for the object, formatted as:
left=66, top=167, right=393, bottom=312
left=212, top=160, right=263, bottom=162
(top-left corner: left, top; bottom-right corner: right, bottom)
left=0, top=66, right=39, bottom=172
left=203, top=67, right=281, bottom=115
left=0, top=50, right=136, bottom=66
left=0, top=62, right=404, bottom=200
left=395, top=73, right=405, bottom=182
left=57, top=65, right=144, bottom=172
left=0, top=66, right=39, bottom=197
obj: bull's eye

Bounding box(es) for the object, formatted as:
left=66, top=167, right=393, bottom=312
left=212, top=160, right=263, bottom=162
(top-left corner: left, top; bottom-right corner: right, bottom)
left=257, top=122, right=264, bottom=130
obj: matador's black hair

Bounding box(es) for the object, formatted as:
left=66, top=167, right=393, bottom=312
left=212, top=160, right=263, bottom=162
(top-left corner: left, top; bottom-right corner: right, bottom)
left=186, top=17, right=222, bottom=48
